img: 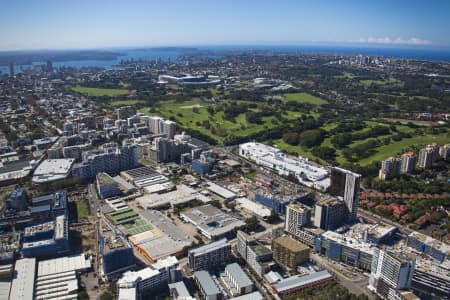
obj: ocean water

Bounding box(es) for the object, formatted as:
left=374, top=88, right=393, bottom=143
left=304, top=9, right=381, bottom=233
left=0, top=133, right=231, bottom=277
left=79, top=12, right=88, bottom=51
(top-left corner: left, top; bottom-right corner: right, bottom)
left=1, top=45, right=449, bottom=75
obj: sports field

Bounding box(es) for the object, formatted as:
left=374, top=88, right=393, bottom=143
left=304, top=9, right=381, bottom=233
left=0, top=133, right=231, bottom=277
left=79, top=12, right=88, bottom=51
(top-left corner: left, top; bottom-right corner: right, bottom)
left=72, top=86, right=129, bottom=97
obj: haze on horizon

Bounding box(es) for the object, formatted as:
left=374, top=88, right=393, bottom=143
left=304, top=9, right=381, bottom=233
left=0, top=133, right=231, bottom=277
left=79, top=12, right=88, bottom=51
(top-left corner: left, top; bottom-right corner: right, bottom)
left=1, top=0, right=449, bottom=51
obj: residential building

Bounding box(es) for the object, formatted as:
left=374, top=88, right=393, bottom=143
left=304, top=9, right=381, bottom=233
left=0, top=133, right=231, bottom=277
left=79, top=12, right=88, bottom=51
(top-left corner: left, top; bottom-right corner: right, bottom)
left=188, top=239, right=231, bottom=271
left=439, top=143, right=450, bottom=160
left=272, top=270, right=333, bottom=298
left=285, top=203, right=311, bottom=236
left=222, top=263, right=253, bottom=296
left=314, top=230, right=374, bottom=271
left=5, top=187, right=27, bottom=211
left=379, top=157, right=401, bottom=180
left=418, top=143, right=440, bottom=169
left=369, top=248, right=416, bottom=300
left=73, top=144, right=139, bottom=181
left=21, top=214, right=69, bottom=258
left=272, top=236, right=310, bottom=269
left=236, top=231, right=272, bottom=277
left=116, top=106, right=137, bottom=120
left=194, top=270, right=223, bottom=300
left=117, top=256, right=181, bottom=300
left=406, top=231, right=449, bottom=262
left=400, top=152, right=416, bottom=174
left=329, top=167, right=361, bottom=221
left=168, top=281, right=195, bottom=300
left=313, top=196, right=347, bottom=230
left=96, top=172, right=123, bottom=199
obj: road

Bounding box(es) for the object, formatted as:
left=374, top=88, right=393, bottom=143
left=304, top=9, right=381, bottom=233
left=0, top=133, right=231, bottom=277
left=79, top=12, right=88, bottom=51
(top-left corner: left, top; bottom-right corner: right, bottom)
left=311, top=252, right=374, bottom=299
left=358, top=208, right=411, bottom=236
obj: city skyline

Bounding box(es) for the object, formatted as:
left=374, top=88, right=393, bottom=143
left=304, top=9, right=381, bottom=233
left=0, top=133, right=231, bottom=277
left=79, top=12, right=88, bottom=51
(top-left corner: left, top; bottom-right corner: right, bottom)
left=1, top=0, right=450, bottom=51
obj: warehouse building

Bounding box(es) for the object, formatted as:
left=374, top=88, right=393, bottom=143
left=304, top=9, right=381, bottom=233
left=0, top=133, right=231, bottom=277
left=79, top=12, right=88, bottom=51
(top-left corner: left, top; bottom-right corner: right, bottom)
left=9, top=258, right=36, bottom=300
left=181, top=205, right=245, bottom=240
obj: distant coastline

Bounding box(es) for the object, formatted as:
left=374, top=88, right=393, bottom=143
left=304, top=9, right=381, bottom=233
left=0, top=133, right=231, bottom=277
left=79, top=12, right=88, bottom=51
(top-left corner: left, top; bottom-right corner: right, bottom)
left=1, top=45, right=449, bottom=75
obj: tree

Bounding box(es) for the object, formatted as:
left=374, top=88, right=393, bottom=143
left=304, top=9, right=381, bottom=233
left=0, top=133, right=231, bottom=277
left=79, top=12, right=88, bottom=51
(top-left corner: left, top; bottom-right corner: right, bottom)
left=282, top=132, right=299, bottom=145
left=312, top=146, right=336, bottom=161
left=245, top=216, right=258, bottom=231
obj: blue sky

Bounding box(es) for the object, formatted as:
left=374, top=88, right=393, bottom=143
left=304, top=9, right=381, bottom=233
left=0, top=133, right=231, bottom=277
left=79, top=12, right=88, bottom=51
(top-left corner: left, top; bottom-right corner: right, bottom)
left=1, top=0, right=449, bottom=50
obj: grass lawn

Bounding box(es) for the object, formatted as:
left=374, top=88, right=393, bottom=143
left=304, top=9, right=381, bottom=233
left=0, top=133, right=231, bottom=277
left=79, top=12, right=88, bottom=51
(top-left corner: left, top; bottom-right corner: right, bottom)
left=72, top=86, right=129, bottom=97
left=359, top=133, right=449, bottom=166
left=76, top=198, right=90, bottom=219
left=359, top=77, right=403, bottom=87
left=283, top=92, right=328, bottom=105
left=109, top=99, right=147, bottom=107
left=139, top=99, right=309, bottom=143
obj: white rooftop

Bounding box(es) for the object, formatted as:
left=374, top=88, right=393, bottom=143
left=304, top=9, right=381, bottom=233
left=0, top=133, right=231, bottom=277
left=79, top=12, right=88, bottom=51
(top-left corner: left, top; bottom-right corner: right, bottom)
left=9, top=258, right=36, bottom=300
left=32, top=159, right=75, bottom=183
left=236, top=197, right=271, bottom=218
left=38, top=254, right=91, bottom=277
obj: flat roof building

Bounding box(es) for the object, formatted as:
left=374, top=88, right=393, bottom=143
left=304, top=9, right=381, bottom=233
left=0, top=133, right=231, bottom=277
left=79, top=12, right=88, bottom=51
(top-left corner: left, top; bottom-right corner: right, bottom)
left=272, top=270, right=333, bottom=298
left=32, top=158, right=75, bottom=184
left=194, top=270, right=223, bottom=300
left=181, top=205, right=245, bottom=240
left=222, top=263, right=253, bottom=297
left=272, top=236, right=310, bottom=269
left=188, top=239, right=231, bottom=271
left=9, top=258, right=36, bottom=300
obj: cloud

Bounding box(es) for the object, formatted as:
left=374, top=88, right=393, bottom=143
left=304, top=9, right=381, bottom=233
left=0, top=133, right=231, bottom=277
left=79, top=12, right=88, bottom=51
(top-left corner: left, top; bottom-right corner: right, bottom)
left=356, top=37, right=431, bottom=45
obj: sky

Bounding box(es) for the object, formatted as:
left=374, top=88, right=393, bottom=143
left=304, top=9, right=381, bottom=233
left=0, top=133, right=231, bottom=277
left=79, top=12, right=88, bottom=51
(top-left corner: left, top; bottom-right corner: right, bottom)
left=1, top=0, right=450, bottom=51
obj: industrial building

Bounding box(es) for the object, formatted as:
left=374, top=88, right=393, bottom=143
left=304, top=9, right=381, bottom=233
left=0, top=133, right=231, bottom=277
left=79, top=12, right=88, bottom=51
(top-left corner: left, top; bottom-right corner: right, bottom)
left=235, top=197, right=271, bottom=220
left=130, top=210, right=194, bottom=262
left=221, top=263, right=253, bottom=297
left=207, top=181, right=236, bottom=200
left=194, top=270, right=223, bottom=300
left=181, top=205, right=245, bottom=240
left=272, top=236, right=310, bottom=269
left=239, top=142, right=330, bottom=190
left=9, top=258, right=36, bottom=300
left=272, top=270, right=333, bottom=298
left=32, top=158, right=75, bottom=184
left=120, top=166, right=169, bottom=188
left=137, top=184, right=210, bottom=209
left=188, top=239, right=231, bottom=271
